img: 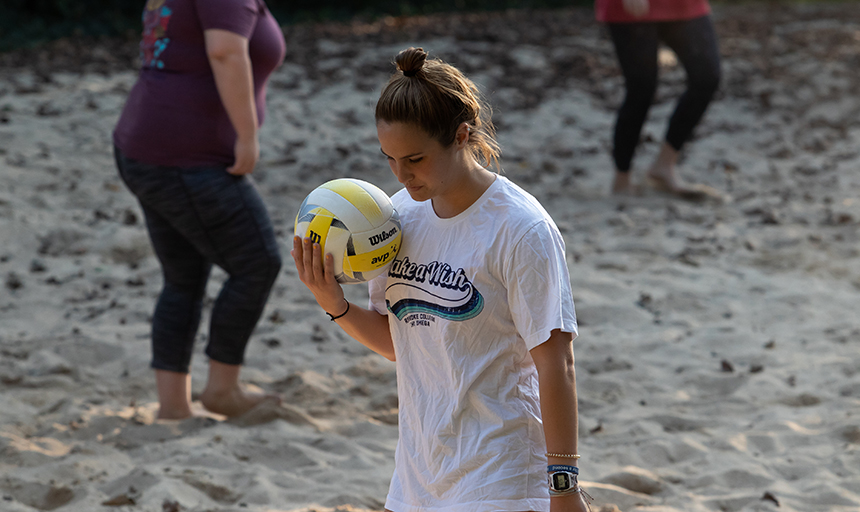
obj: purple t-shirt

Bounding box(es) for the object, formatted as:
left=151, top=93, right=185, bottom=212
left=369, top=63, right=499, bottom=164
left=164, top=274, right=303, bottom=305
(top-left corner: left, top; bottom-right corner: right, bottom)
left=113, top=0, right=286, bottom=167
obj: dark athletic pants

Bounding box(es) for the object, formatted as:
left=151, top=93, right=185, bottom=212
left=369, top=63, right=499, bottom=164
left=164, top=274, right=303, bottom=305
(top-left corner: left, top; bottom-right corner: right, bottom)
left=115, top=147, right=282, bottom=373
left=608, top=15, right=721, bottom=172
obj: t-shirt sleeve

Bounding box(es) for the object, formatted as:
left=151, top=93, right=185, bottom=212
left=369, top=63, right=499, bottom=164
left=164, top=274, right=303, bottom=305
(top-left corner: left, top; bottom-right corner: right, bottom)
left=506, top=220, right=577, bottom=350
left=367, top=273, right=389, bottom=316
left=196, top=0, right=259, bottom=38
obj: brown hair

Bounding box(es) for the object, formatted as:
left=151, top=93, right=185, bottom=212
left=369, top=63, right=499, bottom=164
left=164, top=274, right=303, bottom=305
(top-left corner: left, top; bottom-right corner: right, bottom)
left=375, top=47, right=501, bottom=170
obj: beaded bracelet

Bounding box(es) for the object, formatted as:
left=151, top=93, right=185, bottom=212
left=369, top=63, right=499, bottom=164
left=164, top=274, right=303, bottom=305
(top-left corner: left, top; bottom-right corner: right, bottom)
left=546, top=453, right=581, bottom=459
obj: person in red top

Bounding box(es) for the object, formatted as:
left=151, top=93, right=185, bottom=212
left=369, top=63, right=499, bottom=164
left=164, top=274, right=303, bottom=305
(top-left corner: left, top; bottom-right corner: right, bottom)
left=596, top=0, right=721, bottom=198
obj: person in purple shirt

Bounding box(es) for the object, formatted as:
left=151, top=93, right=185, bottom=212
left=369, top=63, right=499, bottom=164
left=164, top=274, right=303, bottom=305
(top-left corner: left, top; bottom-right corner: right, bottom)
left=113, top=0, right=286, bottom=419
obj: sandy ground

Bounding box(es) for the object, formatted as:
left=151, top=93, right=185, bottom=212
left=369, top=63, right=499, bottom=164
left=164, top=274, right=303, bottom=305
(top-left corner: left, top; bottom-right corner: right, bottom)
left=1, top=3, right=859, bottom=511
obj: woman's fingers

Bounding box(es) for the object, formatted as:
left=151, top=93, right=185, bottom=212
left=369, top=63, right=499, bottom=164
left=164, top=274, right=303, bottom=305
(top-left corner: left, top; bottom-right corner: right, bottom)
left=324, top=251, right=337, bottom=285
left=291, top=236, right=347, bottom=315
left=291, top=236, right=309, bottom=279
left=622, top=0, right=649, bottom=17
left=292, top=236, right=324, bottom=285
left=291, top=235, right=302, bottom=263
left=297, top=237, right=335, bottom=285
left=311, top=240, right=326, bottom=281
left=303, top=238, right=319, bottom=280
left=227, top=137, right=259, bottom=175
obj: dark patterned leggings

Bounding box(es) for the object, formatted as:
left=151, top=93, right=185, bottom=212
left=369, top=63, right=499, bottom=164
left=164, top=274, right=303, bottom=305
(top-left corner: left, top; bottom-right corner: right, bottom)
left=115, top=147, right=282, bottom=373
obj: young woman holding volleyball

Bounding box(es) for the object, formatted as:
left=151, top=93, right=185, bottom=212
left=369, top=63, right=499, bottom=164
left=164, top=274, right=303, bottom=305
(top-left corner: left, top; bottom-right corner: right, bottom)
left=293, top=47, right=590, bottom=512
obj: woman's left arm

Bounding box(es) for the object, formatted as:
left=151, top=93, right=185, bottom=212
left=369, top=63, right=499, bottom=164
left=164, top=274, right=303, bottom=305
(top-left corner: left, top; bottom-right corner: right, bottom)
left=531, top=328, right=591, bottom=512
left=205, top=29, right=258, bottom=176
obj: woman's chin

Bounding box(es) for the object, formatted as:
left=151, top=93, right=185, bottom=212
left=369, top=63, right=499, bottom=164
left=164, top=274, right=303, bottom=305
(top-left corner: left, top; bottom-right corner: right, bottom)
left=405, top=186, right=428, bottom=201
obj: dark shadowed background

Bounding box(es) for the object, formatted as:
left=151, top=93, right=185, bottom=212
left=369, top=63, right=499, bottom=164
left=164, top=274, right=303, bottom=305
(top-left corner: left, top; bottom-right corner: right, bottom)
left=1, top=0, right=598, bottom=51
left=2, top=0, right=821, bottom=52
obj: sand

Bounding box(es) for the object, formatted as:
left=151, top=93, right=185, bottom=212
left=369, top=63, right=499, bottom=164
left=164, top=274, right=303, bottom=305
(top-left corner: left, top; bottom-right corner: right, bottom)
left=1, top=3, right=859, bottom=511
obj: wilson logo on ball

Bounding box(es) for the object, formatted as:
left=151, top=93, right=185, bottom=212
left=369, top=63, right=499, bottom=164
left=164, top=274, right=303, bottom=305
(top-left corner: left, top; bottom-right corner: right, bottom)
left=369, top=227, right=399, bottom=246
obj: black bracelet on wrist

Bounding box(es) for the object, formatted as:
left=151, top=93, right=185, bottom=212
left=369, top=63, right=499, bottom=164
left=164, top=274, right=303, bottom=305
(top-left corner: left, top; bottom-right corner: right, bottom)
left=326, top=299, right=349, bottom=321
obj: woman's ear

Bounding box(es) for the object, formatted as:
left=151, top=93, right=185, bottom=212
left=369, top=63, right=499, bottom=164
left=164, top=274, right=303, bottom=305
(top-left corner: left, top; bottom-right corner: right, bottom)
left=455, top=122, right=471, bottom=148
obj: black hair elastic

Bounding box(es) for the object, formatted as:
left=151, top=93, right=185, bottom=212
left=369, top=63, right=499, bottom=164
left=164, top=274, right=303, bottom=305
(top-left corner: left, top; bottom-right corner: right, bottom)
left=326, top=299, right=350, bottom=321
left=403, top=69, right=419, bottom=77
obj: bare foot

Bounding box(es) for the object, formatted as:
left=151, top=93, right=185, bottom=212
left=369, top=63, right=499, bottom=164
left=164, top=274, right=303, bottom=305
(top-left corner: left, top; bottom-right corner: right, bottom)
left=645, top=173, right=724, bottom=201
left=611, top=171, right=637, bottom=195
left=199, top=386, right=281, bottom=418
left=155, top=369, right=194, bottom=420
left=642, top=142, right=724, bottom=200
left=156, top=407, right=194, bottom=420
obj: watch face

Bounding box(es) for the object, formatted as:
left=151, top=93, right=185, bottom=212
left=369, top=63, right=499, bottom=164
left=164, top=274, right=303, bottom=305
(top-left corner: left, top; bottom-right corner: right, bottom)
left=551, top=472, right=572, bottom=491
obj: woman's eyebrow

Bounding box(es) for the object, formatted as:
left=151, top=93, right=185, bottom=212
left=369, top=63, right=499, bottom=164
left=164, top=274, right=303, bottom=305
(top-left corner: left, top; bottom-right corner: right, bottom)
left=380, top=148, right=422, bottom=159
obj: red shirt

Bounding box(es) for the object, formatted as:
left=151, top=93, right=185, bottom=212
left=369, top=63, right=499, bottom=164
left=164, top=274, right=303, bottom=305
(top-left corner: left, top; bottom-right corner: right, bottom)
left=595, top=0, right=710, bottom=23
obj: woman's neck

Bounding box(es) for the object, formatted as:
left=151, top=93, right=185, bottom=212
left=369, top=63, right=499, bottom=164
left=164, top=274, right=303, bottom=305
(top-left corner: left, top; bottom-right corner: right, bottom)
left=432, top=163, right=496, bottom=219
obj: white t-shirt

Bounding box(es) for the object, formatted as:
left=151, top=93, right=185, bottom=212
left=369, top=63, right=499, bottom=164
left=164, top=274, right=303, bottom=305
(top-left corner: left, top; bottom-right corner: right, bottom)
left=368, top=175, right=577, bottom=512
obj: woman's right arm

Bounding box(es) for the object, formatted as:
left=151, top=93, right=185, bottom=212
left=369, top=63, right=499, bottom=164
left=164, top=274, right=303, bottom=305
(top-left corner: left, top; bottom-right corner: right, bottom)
left=291, top=236, right=395, bottom=360
left=204, top=29, right=259, bottom=176
left=622, top=0, right=649, bottom=17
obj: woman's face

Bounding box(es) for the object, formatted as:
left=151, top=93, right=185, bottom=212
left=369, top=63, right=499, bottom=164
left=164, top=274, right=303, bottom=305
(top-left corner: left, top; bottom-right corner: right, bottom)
left=377, top=121, right=466, bottom=204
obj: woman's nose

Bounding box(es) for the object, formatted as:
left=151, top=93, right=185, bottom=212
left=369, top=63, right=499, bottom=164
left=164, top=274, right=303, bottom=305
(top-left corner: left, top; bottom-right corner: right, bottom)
left=390, top=161, right=408, bottom=183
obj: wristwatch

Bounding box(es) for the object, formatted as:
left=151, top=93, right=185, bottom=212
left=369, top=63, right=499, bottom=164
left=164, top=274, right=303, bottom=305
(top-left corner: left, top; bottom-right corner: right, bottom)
left=547, top=465, right=579, bottom=493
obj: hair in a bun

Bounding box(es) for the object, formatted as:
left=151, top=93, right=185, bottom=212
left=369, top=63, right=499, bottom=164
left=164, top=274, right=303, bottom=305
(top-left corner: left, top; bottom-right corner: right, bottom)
left=376, top=47, right=501, bottom=169
left=396, top=47, right=427, bottom=78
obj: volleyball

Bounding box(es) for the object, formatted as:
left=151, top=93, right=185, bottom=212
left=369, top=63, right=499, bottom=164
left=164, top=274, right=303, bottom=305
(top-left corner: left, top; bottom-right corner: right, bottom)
left=294, top=178, right=402, bottom=284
